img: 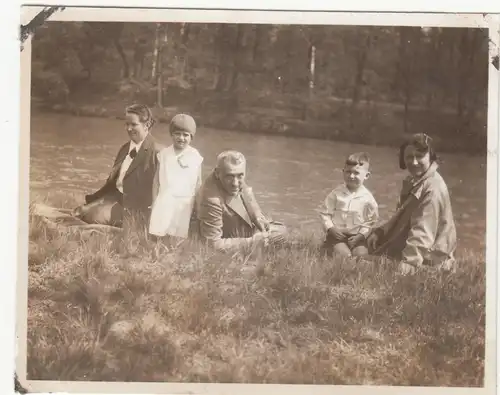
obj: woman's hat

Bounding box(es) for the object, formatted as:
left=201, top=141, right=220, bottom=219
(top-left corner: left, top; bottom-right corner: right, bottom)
left=170, top=113, right=197, bottom=136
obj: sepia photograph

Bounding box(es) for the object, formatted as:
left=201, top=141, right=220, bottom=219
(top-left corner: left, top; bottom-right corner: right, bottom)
left=16, top=6, right=499, bottom=394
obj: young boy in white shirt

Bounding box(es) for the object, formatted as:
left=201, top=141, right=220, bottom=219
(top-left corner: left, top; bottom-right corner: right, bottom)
left=318, top=152, right=379, bottom=258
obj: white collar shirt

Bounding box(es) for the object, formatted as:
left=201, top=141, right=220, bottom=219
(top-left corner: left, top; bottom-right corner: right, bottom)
left=318, top=183, right=379, bottom=236
left=115, top=138, right=146, bottom=193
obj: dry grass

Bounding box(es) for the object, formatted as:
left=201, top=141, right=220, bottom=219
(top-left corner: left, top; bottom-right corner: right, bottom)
left=26, top=195, right=485, bottom=386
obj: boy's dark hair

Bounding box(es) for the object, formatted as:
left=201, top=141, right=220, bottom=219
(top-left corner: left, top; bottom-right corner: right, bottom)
left=399, top=133, right=437, bottom=170
left=345, top=152, right=370, bottom=169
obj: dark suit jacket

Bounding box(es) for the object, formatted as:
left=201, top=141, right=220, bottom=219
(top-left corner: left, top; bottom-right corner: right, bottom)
left=195, top=171, right=270, bottom=251
left=86, top=133, right=163, bottom=215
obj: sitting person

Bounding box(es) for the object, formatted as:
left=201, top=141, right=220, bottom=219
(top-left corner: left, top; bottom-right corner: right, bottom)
left=74, top=104, right=163, bottom=233
left=195, top=150, right=287, bottom=253
left=366, top=133, right=457, bottom=275
left=318, top=152, right=379, bottom=258
left=148, top=113, right=204, bottom=249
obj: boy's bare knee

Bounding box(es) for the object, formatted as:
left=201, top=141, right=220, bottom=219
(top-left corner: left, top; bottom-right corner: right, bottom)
left=352, top=245, right=368, bottom=257
left=333, top=243, right=352, bottom=257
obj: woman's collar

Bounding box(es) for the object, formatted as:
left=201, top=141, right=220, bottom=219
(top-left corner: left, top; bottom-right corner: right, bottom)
left=408, top=161, right=439, bottom=184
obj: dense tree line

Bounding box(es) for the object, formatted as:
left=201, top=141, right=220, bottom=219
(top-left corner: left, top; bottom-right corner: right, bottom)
left=30, top=22, right=489, bottom=153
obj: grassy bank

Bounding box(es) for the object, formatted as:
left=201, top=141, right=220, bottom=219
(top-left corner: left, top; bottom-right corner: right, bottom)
left=32, top=82, right=487, bottom=155
left=26, top=193, right=485, bottom=386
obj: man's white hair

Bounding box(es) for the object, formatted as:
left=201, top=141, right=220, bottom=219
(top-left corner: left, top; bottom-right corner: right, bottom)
left=216, top=150, right=246, bottom=169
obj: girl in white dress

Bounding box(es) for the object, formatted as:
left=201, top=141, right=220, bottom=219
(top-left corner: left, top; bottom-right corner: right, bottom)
left=149, top=114, right=203, bottom=248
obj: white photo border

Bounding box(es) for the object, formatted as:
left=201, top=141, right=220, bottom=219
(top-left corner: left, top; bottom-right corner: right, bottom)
left=15, top=6, right=500, bottom=395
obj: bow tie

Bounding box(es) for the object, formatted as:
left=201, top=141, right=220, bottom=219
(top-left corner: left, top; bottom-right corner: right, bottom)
left=129, top=148, right=137, bottom=159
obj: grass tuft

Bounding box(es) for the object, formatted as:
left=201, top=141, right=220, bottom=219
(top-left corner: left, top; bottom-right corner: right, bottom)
left=27, top=207, right=485, bottom=386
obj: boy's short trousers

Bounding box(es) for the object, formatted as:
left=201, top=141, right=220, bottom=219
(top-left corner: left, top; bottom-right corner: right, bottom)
left=323, top=231, right=367, bottom=249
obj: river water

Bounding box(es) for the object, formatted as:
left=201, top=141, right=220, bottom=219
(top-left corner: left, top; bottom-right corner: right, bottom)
left=29, top=112, right=487, bottom=253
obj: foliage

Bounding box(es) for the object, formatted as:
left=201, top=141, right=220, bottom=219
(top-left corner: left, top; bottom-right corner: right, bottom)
left=31, top=22, right=489, bottom=153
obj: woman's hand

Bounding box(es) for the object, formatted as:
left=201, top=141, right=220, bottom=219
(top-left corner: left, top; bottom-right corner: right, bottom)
left=397, top=262, right=417, bottom=276
left=366, top=232, right=379, bottom=251
left=72, top=205, right=84, bottom=217
left=347, top=233, right=365, bottom=249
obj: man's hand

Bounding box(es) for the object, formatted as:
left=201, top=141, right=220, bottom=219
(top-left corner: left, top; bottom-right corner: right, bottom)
left=327, top=226, right=345, bottom=240
left=268, top=226, right=286, bottom=245
left=347, top=233, right=365, bottom=249
left=259, top=218, right=271, bottom=232
left=252, top=228, right=286, bottom=247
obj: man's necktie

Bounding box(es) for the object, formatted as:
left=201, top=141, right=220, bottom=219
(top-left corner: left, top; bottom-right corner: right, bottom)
left=129, top=148, right=137, bottom=159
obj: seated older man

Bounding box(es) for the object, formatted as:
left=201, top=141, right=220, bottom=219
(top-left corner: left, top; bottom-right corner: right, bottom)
left=195, top=150, right=287, bottom=252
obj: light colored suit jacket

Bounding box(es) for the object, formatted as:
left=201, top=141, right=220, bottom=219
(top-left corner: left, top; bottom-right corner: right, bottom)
left=194, top=171, right=269, bottom=252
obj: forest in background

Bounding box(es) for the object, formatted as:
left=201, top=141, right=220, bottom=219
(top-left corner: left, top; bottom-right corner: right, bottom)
left=30, top=22, right=489, bottom=153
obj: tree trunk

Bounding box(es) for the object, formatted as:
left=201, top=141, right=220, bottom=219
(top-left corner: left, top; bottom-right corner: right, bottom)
left=349, top=31, right=372, bottom=126
left=303, top=44, right=316, bottom=120
left=157, top=61, right=164, bottom=108
left=181, top=23, right=191, bottom=44
left=456, top=29, right=480, bottom=136
left=229, top=25, right=245, bottom=91
left=151, top=23, right=161, bottom=81
left=403, top=31, right=414, bottom=134
left=425, top=30, right=440, bottom=109
left=214, top=25, right=228, bottom=91
left=403, top=86, right=411, bottom=134
left=179, top=23, right=190, bottom=78
left=456, top=29, right=472, bottom=133
left=354, top=34, right=372, bottom=103
left=395, top=27, right=416, bottom=134
left=155, top=24, right=167, bottom=108
left=283, top=29, right=295, bottom=94
left=133, top=39, right=147, bottom=79
left=392, top=27, right=405, bottom=96
left=113, top=38, right=129, bottom=78
left=252, top=25, right=263, bottom=61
